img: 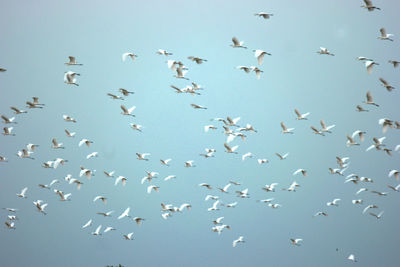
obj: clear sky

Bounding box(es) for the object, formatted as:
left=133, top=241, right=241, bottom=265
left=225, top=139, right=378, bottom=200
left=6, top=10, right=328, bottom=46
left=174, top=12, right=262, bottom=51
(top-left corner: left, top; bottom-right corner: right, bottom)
left=0, top=0, right=399, bottom=266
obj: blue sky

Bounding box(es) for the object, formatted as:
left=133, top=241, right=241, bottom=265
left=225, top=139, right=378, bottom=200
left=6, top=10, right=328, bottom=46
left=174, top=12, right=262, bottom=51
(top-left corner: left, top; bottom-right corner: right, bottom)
left=0, top=0, right=399, bottom=266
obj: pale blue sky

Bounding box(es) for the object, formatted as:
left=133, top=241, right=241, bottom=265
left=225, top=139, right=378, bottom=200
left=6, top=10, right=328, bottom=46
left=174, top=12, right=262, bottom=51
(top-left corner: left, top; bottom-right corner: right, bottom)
left=0, top=0, right=399, bottom=266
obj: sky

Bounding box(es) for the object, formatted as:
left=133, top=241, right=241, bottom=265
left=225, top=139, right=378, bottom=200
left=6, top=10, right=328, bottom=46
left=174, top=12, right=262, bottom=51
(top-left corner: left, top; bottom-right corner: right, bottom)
left=0, top=0, right=399, bottom=266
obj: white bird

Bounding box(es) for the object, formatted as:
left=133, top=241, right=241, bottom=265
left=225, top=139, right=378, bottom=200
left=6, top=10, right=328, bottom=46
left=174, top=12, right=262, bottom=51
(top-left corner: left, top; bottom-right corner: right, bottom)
left=1, top=115, right=16, bottom=124
left=317, top=47, right=334, bottom=56
left=378, top=28, right=394, bottom=41
left=258, top=198, right=275, bottom=204
left=250, top=66, right=263, bottom=79
left=79, top=139, right=93, bottom=147
left=361, top=0, right=380, bottom=11
left=104, top=171, right=115, bottom=178
left=122, top=52, right=138, bottom=61
left=190, top=103, right=207, bottom=109
left=16, top=187, right=28, bottom=198
left=204, top=125, right=217, bottom=132
left=281, top=122, right=294, bottom=134
left=290, top=238, right=303, bottom=246
left=254, top=12, right=273, bottom=19
left=82, top=219, right=92, bottom=229
left=387, top=184, right=400, bottom=192
left=205, top=195, right=219, bottom=201
left=115, top=176, right=127, bottom=186
left=64, top=71, right=80, bottom=86
left=161, top=213, right=171, bottom=220
left=164, top=175, right=176, bottom=181
left=224, top=143, right=238, bottom=154
left=369, top=211, right=384, bottom=219
left=157, top=49, right=172, bottom=56
left=3, top=126, right=15, bottom=136
left=63, top=115, right=76, bottom=123
left=132, top=217, right=145, bottom=225
left=188, top=56, right=207, bottom=64
left=346, top=135, right=360, bottom=147
left=5, top=221, right=16, bottom=229
left=320, top=120, right=335, bottom=133
left=16, top=149, right=34, bottom=159
left=253, top=49, right=271, bottom=65
left=268, top=203, right=282, bottom=209
left=199, top=183, right=212, bottom=190
left=107, top=93, right=124, bottom=100
left=275, top=152, right=289, bottom=160
left=327, top=198, right=341, bottom=206
left=91, top=225, right=102, bottom=236
left=363, top=205, right=378, bottom=214
left=363, top=91, right=379, bottom=107
left=51, top=138, right=64, bottom=149
left=64, top=129, right=76, bottom=137
left=208, top=200, right=220, bottom=211
left=351, top=130, right=366, bottom=142
left=365, top=60, right=379, bottom=75
left=236, top=188, right=249, bottom=198
left=185, top=160, right=195, bottom=167
left=54, top=190, right=72, bottom=201
left=379, top=78, right=395, bottom=92
left=294, top=109, right=310, bottom=120
left=242, top=152, right=253, bottom=161
left=86, top=152, right=98, bottom=159
left=10, top=106, right=27, bottom=115
left=33, top=200, right=48, bottom=215
left=121, top=105, right=136, bottom=117
left=257, top=159, right=269, bottom=164
left=69, top=178, right=83, bottom=190
left=293, top=169, right=307, bottom=177
left=352, top=199, right=364, bottom=205
left=38, top=179, right=59, bottom=189
left=378, top=118, right=394, bottom=133
left=96, top=211, right=114, bottom=217
left=231, top=37, right=247, bottom=48
left=123, top=232, right=134, bottom=240
left=218, top=183, right=231, bottom=193
left=80, top=166, right=96, bottom=179
left=388, top=170, right=399, bottom=180
left=93, top=196, right=107, bottom=204
left=118, top=207, right=131, bottom=220
left=226, top=202, right=238, bottom=208
left=233, top=236, right=245, bottom=247
left=346, top=254, right=357, bottom=263
left=160, top=159, right=171, bottom=166
left=147, top=185, right=159, bottom=194
left=311, top=126, right=325, bottom=136
left=357, top=56, right=373, bottom=61
left=136, top=152, right=150, bottom=161
left=65, top=56, right=82, bottom=65
left=313, top=211, right=328, bottom=217
left=356, top=188, right=368, bottom=195
left=178, top=203, right=192, bottom=211
left=213, top=217, right=224, bottom=225
left=104, top=226, right=116, bottom=233
left=262, top=183, right=278, bottom=192
left=175, top=68, right=189, bottom=80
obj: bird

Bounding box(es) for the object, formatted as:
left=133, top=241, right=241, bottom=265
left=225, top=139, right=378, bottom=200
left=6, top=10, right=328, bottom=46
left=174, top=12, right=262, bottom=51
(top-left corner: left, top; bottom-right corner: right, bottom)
left=184, top=160, right=195, bottom=167
left=178, top=203, right=192, bottom=212
left=388, top=60, right=399, bottom=68
left=224, top=143, right=239, bottom=154
left=190, top=104, right=207, bottom=110
left=366, top=137, right=386, bottom=151
left=122, top=52, right=138, bottom=61
left=231, top=37, right=247, bottom=48
left=313, top=212, right=328, bottom=217
left=79, top=139, right=93, bottom=147
left=236, top=188, right=249, bottom=198
left=16, top=187, right=28, bottom=198
left=387, top=184, right=400, bottom=192
left=123, top=233, right=134, bottom=240
left=258, top=159, right=269, bottom=164
left=226, top=202, right=238, bottom=208
left=174, top=68, right=189, bottom=80
left=2, top=127, right=15, bottom=136
left=379, top=78, right=395, bottom=92
left=51, top=138, right=64, bottom=149
left=347, top=254, right=357, bottom=262
left=361, top=0, right=380, bottom=11
left=96, top=211, right=114, bottom=217
left=294, top=109, right=310, bottom=120
left=104, top=227, right=116, bottom=233
left=205, top=195, right=219, bottom=201
left=16, top=149, right=34, bottom=159
left=327, top=198, right=341, bottom=206
left=157, top=49, right=172, bottom=56
left=290, top=238, right=303, bottom=246
left=54, top=190, right=72, bottom=201
left=352, top=130, right=366, bottom=142
left=213, top=217, right=224, bottom=225
left=237, top=66, right=252, bottom=73
left=233, top=236, right=245, bottom=247
left=250, top=66, right=263, bottom=79
left=388, top=170, right=399, bottom=180
left=204, top=125, right=217, bottom=132
left=118, top=207, right=131, bottom=220
left=356, top=105, right=369, bottom=112
left=132, top=217, right=145, bottom=225
left=262, top=183, right=278, bottom=192
left=33, top=200, right=48, bottom=215
left=317, top=47, right=334, bottom=56
left=130, top=124, right=143, bottom=132
left=254, top=12, right=273, bottom=19
left=164, top=175, right=176, bottom=181
left=147, top=185, right=159, bottom=194
left=65, top=129, right=76, bottom=137
left=63, top=115, right=76, bottom=123
left=242, top=152, right=254, bottom=161
left=115, top=176, right=127, bottom=186
left=363, top=205, right=378, bottom=214
left=357, top=56, right=373, bottom=61
left=378, top=118, right=395, bottom=133
left=160, top=159, right=172, bottom=166
left=208, top=200, right=220, bottom=211
left=93, top=196, right=107, bottom=204
left=79, top=166, right=96, bottom=179
left=65, top=56, right=83, bottom=65
left=119, top=88, right=134, bottom=96
left=86, top=152, right=99, bottom=159
left=199, top=183, right=212, bottom=190
left=378, top=28, right=394, bottom=41
left=38, top=179, right=59, bottom=189
left=365, top=60, right=379, bottom=74
left=275, top=152, right=289, bottom=160
left=188, top=56, right=207, bottom=64
left=363, top=91, right=379, bottom=107
left=293, top=169, right=307, bottom=177
left=369, top=211, right=384, bottom=219
left=64, top=71, right=80, bottom=86
left=0, top=68, right=6, bottom=72
left=281, top=122, right=294, bottom=134
left=82, top=219, right=92, bottom=229
left=218, top=183, right=231, bottom=193
left=10, top=106, right=27, bottom=115
left=253, top=49, right=271, bottom=65
left=320, top=120, right=335, bottom=133
left=352, top=199, right=364, bottom=205
left=1, top=115, right=16, bottom=124
left=136, top=153, right=150, bottom=161
left=91, top=225, right=102, bottom=236
left=5, top=221, right=16, bottom=230
left=107, top=93, right=124, bottom=100
left=268, top=203, right=282, bottom=209
left=120, top=105, right=136, bottom=116
left=311, top=126, right=325, bottom=136
left=370, top=191, right=387, bottom=196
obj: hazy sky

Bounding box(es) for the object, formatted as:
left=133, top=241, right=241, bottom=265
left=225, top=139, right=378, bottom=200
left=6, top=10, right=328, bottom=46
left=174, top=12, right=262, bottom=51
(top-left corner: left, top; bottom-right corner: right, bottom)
left=0, top=0, right=399, bottom=266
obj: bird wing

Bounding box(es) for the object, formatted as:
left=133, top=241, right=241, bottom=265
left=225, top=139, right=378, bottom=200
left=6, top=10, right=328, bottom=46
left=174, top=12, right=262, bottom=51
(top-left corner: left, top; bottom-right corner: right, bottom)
left=379, top=77, right=388, bottom=85
left=380, top=28, right=386, bottom=37
left=366, top=91, right=373, bottom=102
left=120, top=105, right=128, bottom=113
left=232, top=37, right=240, bottom=45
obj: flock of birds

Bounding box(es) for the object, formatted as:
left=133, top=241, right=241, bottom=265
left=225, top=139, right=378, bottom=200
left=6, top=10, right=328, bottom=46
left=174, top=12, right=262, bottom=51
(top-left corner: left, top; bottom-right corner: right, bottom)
left=1, top=0, right=399, bottom=264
